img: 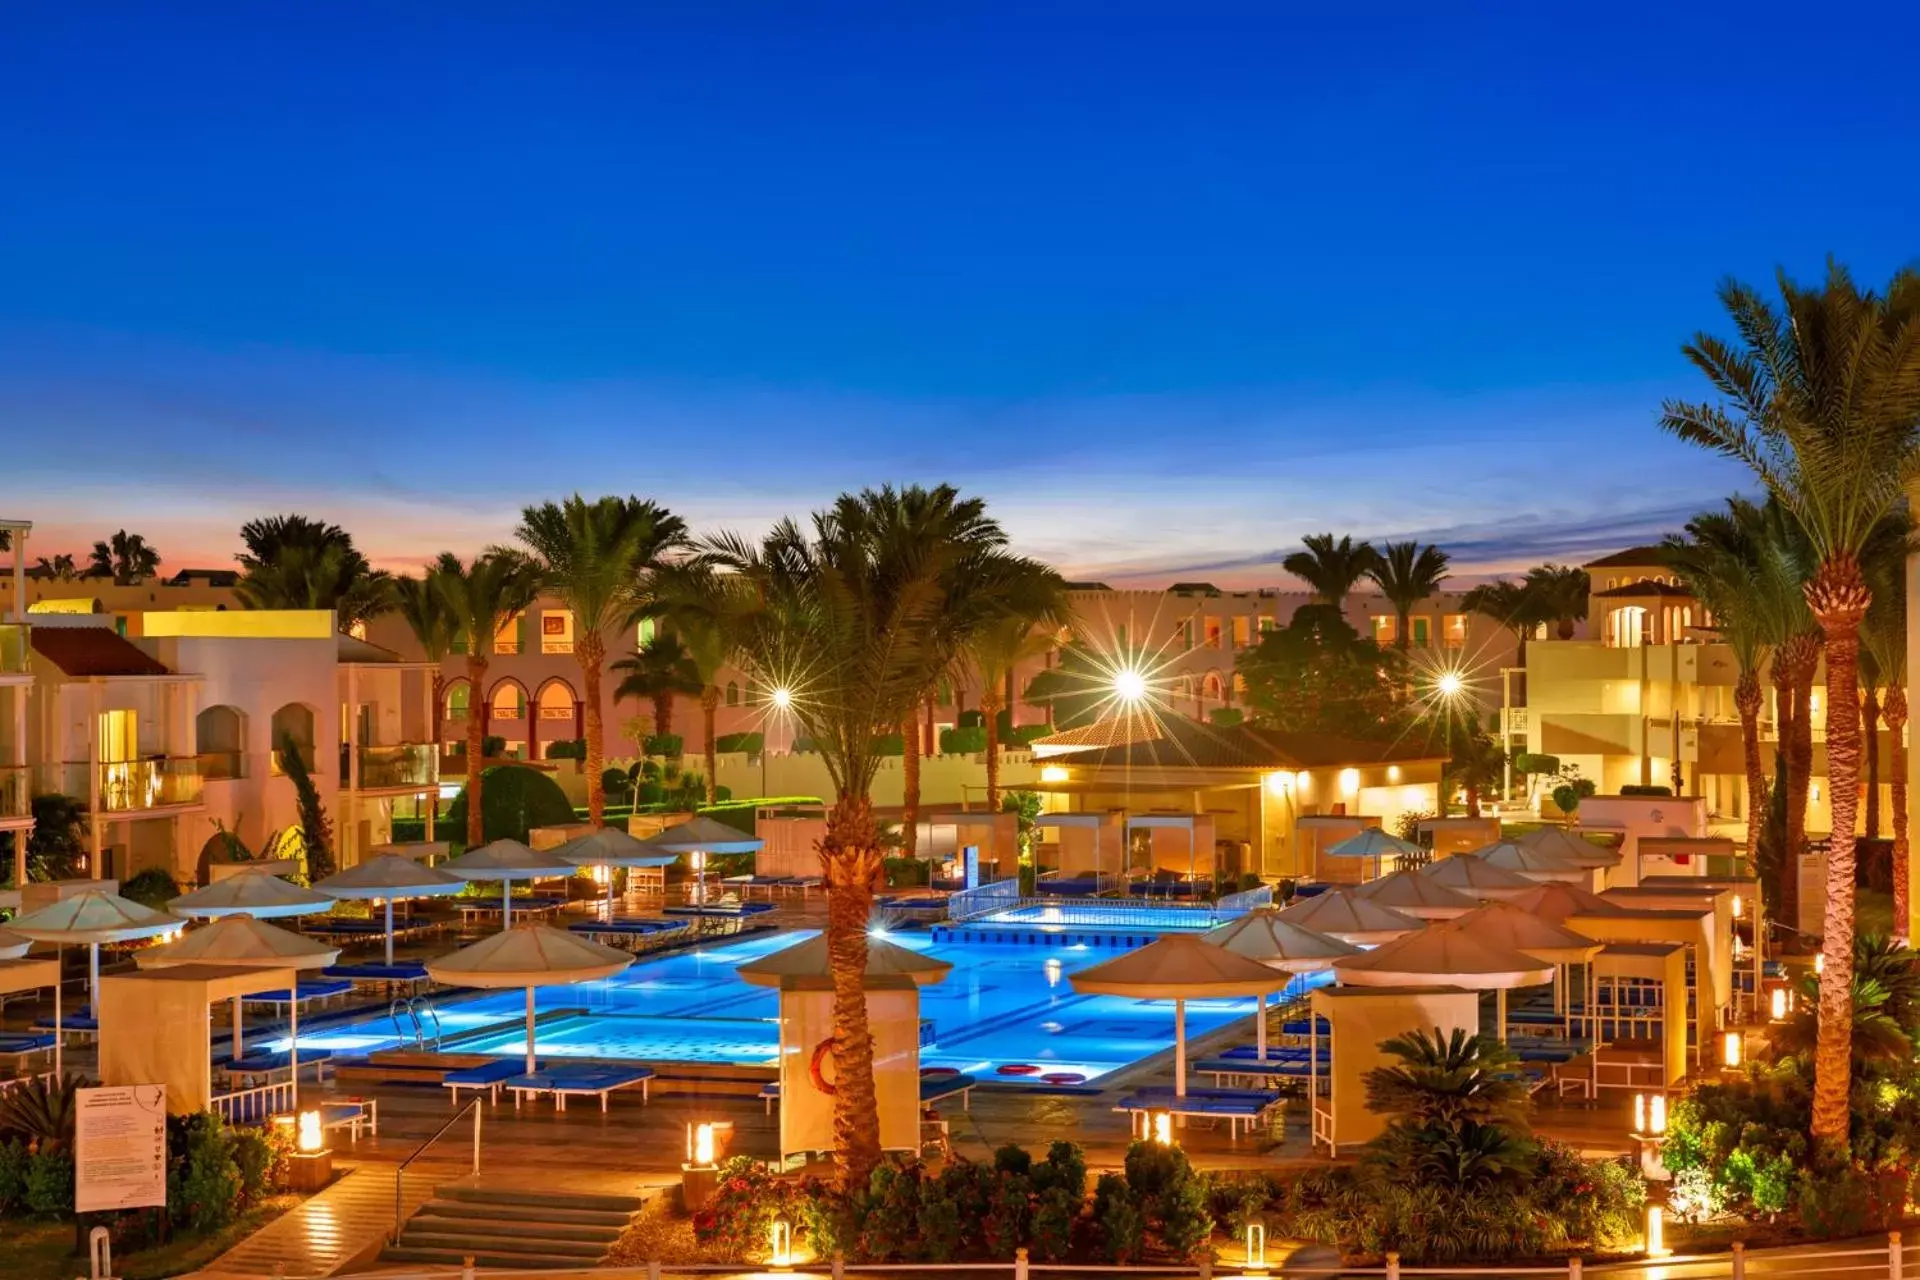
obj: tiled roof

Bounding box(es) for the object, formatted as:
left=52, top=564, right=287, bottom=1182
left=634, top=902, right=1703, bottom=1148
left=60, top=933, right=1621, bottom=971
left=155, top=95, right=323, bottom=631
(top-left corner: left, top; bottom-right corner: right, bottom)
left=1582, top=546, right=1672, bottom=569
left=1592, top=581, right=1695, bottom=599
left=29, top=628, right=171, bottom=677
left=1037, top=712, right=1441, bottom=771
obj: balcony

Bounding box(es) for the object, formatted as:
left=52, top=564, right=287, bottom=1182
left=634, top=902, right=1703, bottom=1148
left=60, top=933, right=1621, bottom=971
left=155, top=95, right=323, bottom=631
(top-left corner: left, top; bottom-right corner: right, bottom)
left=0, top=624, right=27, bottom=674
left=1, top=765, right=27, bottom=821
left=37, top=759, right=206, bottom=812
left=541, top=639, right=574, bottom=655
left=342, top=742, right=438, bottom=792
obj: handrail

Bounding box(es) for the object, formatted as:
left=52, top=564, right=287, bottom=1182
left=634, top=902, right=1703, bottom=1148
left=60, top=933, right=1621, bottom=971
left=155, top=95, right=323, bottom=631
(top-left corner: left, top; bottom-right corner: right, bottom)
left=392, top=1096, right=481, bottom=1242
left=417, top=997, right=443, bottom=1050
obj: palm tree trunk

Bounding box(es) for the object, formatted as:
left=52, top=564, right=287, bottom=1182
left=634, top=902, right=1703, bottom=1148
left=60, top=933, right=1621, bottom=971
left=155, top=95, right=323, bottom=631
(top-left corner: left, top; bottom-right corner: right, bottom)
left=981, top=687, right=1004, bottom=812
left=899, top=718, right=920, bottom=858
left=820, top=791, right=882, bottom=1188
left=1734, top=668, right=1770, bottom=883
left=1776, top=633, right=1821, bottom=931
left=702, top=686, right=721, bottom=806
left=1395, top=607, right=1410, bottom=651
left=652, top=693, right=673, bottom=741
left=465, top=654, right=487, bottom=847
left=577, top=631, right=607, bottom=827
left=1864, top=682, right=1882, bottom=839
left=1807, top=557, right=1869, bottom=1148
left=1465, top=779, right=1481, bottom=818
left=1887, top=681, right=1910, bottom=945
left=430, top=671, right=445, bottom=767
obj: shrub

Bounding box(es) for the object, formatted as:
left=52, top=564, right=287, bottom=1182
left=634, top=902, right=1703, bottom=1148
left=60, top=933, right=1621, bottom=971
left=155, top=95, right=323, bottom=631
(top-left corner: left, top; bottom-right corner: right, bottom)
left=938, top=726, right=988, bottom=755
left=1092, top=1173, right=1144, bottom=1263
left=883, top=857, right=931, bottom=888
left=1663, top=1073, right=1810, bottom=1222
left=1005, top=722, right=1055, bottom=747
left=1208, top=707, right=1244, bottom=727
left=958, top=709, right=984, bottom=729
left=1619, top=784, right=1672, bottom=797
left=695, top=1156, right=827, bottom=1260
left=442, top=765, right=577, bottom=844
left=0, top=1139, right=28, bottom=1215
left=644, top=733, right=683, bottom=757
left=869, top=733, right=904, bottom=757
left=1513, top=752, right=1560, bottom=776
left=120, top=866, right=182, bottom=909
left=715, top=732, right=764, bottom=754
left=602, top=766, right=632, bottom=797
left=167, top=1112, right=242, bottom=1232
left=24, top=1147, right=73, bottom=1216
left=0, top=1072, right=87, bottom=1151
left=545, top=738, right=586, bottom=760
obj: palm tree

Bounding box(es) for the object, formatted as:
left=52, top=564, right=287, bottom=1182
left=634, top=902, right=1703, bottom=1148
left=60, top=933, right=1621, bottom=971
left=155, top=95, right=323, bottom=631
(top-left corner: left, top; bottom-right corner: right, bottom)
left=1444, top=714, right=1507, bottom=818
left=33, top=554, right=79, bottom=582
left=431, top=552, right=542, bottom=846
left=1522, top=564, right=1590, bottom=639
left=967, top=583, right=1072, bottom=812
left=1365, top=541, right=1450, bottom=650
left=1662, top=498, right=1804, bottom=913
left=642, top=568, right=756, bottom=803
left=1661, top=261, right=1920, bottom=1147
left=1363, top=1027, right=1528, bottom=1129
left=612, top=634, right=701, bottom=745
left=513, top=496, right=687, bottom=827
left=1460, top=579, right=1542, bottom=667
left=692, top=484, right=1046, bottom=1186
left=1863, top=524, right=1913, bottom=940
left=393, top=569, right=461, bottom=765
left=235, top=514, right=393, bottom=629
left=87, top=530, right=160, bottom=584
left=1282, top=533, right=1380, bottom=609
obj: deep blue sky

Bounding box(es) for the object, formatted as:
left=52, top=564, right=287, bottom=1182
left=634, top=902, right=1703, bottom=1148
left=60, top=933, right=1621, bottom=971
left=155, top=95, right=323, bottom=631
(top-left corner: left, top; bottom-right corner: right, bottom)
left=3, top=4, right=1916, bottom=583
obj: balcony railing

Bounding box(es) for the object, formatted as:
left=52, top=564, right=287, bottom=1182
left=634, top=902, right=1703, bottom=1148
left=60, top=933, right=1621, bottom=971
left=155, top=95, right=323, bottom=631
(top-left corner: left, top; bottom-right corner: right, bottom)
left=196, top=750, right=246, bottom=781
left=37, top=759, right=206, bottom=812
left=0, top=624, right=27, bottom=675
left=541, top=639, right=574, bottom=655
left=0, top=765, right=27, bottom=820
left=343, top=743, right=438, bottom=791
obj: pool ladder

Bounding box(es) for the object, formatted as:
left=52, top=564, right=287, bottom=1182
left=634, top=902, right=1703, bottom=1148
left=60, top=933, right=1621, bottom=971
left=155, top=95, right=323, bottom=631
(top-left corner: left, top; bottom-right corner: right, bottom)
left=390, top=996, right=443, bottom=1050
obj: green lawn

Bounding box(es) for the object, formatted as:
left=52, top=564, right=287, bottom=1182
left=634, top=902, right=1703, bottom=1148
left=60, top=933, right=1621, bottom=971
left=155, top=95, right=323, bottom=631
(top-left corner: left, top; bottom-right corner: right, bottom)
left=1, top=1196, right=299, bottom=1280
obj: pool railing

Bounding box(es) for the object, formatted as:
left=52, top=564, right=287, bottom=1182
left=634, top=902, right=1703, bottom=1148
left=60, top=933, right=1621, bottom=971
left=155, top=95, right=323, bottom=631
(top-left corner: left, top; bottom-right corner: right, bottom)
left=947, top=878, right=1271, bottom=929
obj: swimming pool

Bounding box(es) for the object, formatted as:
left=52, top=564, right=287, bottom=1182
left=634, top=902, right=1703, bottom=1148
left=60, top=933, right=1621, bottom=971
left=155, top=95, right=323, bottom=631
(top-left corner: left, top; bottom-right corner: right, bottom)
left=279, top=929, right=1324, bottom=1084
left=961, top=903, right=1231, bottom=931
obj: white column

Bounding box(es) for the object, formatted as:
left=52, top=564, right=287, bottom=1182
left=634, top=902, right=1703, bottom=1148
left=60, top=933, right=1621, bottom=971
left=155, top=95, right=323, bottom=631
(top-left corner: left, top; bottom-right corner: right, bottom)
left=1256, top=991, right=1268, bottom=1061
left=346, top=665, right=360, bottom=867
left=87, top=680, right=102, bottom=877
left=1174, top=997, right=1186, bottom=1098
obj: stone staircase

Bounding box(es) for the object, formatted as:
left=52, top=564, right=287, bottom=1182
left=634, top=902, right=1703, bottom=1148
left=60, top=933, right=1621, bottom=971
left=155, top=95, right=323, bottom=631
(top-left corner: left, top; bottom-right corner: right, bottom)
left=381, top=1182, right=647, bottom=1270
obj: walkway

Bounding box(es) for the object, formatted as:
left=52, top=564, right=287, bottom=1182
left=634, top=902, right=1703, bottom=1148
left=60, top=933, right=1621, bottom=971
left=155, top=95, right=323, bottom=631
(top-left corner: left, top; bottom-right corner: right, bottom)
left=195, top=1159, right=424, bottom=1278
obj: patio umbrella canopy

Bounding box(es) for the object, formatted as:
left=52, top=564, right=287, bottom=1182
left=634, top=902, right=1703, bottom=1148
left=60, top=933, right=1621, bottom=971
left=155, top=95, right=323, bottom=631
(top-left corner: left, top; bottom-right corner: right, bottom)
left=314, top=853, right=468, bottom=965
left=642, top=816, right=766, bottom=855
left=442, top=839, right=578, bottom=931
left=1351, top=869, right=1478, bottom=920
left=426, top=923, right=634, bottom=1073
left=135, top=913, right=341, bottom=970
left=1517, top=825, right=1623, bottom=869
left=1323, top=826, right=1423, bottom=863
left=1070, top=934, right=1289, bottom=1095
left=1204, top=912, right=1359, bottom=972
left=170, top=873, right=337, bottom=920
left=1334, top=927, right=1555, bottom=990
left=1473, top=839, right=1590, bottom=883
left=1273, top=888, right=1422, bottom=945
left=8, top=890, right=184, bottom=1015
left=555, top=827, right=681, bottom=916
left=0, top=928, right=30, bottom=960
left=1418, top=853, right=1539, bottom=901
left=1505, top=881, right=1619, bottom=923
left=736, top=932, right=953, bottom=989
left=1437, top=903, right=1602, bottom=965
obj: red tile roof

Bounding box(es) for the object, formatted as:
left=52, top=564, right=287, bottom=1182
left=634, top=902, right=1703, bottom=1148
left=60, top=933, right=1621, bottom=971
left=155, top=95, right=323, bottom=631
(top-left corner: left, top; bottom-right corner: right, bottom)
left=29, top=628, right=171, bottom=677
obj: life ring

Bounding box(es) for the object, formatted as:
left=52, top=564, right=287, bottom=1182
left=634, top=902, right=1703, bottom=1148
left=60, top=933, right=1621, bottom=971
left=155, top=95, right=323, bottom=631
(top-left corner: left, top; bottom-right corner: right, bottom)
left=1041, top=1072, right=1086, bottom=1085
left=808, top=1036, right=839, bottom=1095
left=920, top=1066, right=960, bottom=1079
left=996, top=1063, right=1040, bottom=1077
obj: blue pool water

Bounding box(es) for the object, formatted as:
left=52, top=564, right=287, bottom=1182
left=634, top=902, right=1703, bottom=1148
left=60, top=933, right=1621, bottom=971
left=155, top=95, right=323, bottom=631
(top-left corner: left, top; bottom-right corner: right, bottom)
left=280, top=929, right=1323, bottom=1084
left=964, top=903, right=1230, bottom=932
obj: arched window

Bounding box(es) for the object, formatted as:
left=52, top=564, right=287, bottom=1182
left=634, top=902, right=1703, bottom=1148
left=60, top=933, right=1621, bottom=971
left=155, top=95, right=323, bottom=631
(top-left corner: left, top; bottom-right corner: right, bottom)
left=196, top=705, right=245, bottom=779
left=536, top=679, right=576, bottom=722
left=1203, top=671, right=1225, bottom=701
left=1608, top=606, right=1649, bottom=649
left=491, top=682, right=527, bottom=721
left=269, top=703, right=316, bottom=775
left=725, top=681, right=740, bottom=707
left=445, top=679, right=471, bottom=719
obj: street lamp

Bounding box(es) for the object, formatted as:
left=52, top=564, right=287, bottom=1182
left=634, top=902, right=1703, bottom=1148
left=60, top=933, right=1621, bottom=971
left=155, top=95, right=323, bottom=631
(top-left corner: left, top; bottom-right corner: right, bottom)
left=1432, top=671, right=1465, bottom=815
left=770, top=686, right=793, bottom=711
left=1113, top=667, right=1148, bottom=704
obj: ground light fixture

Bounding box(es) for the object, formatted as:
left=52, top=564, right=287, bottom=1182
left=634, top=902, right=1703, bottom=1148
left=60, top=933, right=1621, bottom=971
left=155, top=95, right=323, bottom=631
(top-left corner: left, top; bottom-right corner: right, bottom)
left=687, top=1121, right=717, bottom=1167
left=1722, top=1030, right=1743, bottom=1069
left=1632, top=1092, right=1667, bottom=1137
left=1644, top=1204, right=1669, bottom=1258
left=1243, top=1221, right=1268, bottom=1275
left=1152, top=1110, right=1173, bottom=1146
left=768, top=1217, right=795, bottom=1270
left=1770, top=986, right=1790, bottom=1021
left=297, top=1109, right=323, bottom=1154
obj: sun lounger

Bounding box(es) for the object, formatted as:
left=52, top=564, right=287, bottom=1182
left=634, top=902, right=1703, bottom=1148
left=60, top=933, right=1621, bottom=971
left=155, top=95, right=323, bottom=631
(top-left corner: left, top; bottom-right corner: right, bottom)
left=219, top=1049, right=334, bottom=1089
left=662, top=901, right=777, bottom=918
left=459, top=896, right=569, bottom=924
left=1114, top=1086, right=1282, bottom=1139
left=442, top=1059, right=531, bottom=1106
left=0, top=1032, right=57, bottom=1072
left=324, top=962, right=432, bottom=994
left=242, top=978, right=354, bottom=1016
left=505, top=1064, right=655, bottom=1111
left=319, top=1099, right=379, bottom=1142
left=31, top=1011, right=99, bottom=1042
left=760, top=1071, right=976, bottom=1117
left=1196, top=1053, right=1329, bottom=1087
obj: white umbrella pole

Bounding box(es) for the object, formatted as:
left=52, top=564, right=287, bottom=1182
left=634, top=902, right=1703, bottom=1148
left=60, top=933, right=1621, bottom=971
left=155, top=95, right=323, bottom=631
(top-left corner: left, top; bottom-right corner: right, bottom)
left=233, top=996, right=244, bottom=1059
left=53, top=972, right=62, bottom=1077
left=89, top=943, right=100, bottom=1019
left=1175, top=997, right=1186, bottom=1099
left=385, top=898, right=396, bottom=967
left=503, top=879, right=512, bottom=930
left=1497, top=988, right=1508, bottom=1044
left=1257, top=992, right=1268, bottom=1061
left=526, top=986, right=537, bottom=1075
left=290, top=993, right=300, bottom=1112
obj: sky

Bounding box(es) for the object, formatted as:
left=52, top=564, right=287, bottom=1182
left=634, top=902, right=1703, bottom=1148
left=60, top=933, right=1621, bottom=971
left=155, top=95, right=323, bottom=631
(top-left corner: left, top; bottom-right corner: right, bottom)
left=3, top=3, right=1917, bottom=587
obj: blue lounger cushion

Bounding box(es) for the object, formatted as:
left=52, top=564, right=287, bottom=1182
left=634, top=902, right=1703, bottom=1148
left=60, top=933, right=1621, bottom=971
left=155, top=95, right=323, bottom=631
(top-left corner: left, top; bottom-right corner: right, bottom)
left=1117, top=1087, right=1277, bottom=1114
left=325, top=962, right=430, bottom=981
left=0, top=1033, right=57, bottom=1053
left=221, top=1048, right=333, bottom=1073
left=506, top=1064, right=655, bottom=1091
left=662, top=902, right=777, bottom=917
left=33, top=1012, right=99, bottom=1032
left=568, top=919, right=675, bottom=934
left=443, top=1060, right=532, bottom=1086
left=243, top=979, right=354, bottom=1004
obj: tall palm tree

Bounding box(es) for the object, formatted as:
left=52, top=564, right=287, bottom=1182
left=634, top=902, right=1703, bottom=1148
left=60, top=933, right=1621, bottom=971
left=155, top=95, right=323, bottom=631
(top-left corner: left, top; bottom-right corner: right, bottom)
left=393, top=569, right=461, bottom=764
left=236, top=514, right=393, bottom=629
left=431, top=552, right=542, bottom=846
left=87, top=530, right=160, bottom=584
left=970, top=609, right=1072, bottom=812
left=1460, top=579, right=1542, bottom=667
left=612, top=633, right=701, bottom=744
left=693, top=484, right=1047, bottom=1186
left=1365, top=541, right=1450, bottom=650
left=1863, top=523, right=1913, bottom=940
left=513, top=496, right=687, bottom=827
left=33, top=554, right=79, bottom=582
left=1282, top=533, right=1380, bottom=609
left=1662, top=498, right=1802, bottom=913
left=1522, top=564, right=1590, bottom=639
left=1662, top=261, right=1920, bottom=1146
left=644, top=567, right=756, bottom=804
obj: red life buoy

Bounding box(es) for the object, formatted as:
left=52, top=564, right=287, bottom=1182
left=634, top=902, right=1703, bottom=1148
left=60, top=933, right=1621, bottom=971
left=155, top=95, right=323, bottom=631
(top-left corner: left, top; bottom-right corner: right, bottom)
left=997, top=1063, right=1040, bottom=1076
left=809, top=1036, right=839, bottom=1095
left=1041, top=1072, right=1086, bottom=1085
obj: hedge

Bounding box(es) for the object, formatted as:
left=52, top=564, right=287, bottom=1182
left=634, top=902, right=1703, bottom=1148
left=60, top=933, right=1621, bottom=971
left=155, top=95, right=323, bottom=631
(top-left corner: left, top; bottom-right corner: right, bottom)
left=715, top=732, right=765, bottom=754
left=939, top=726, right=988, bottom=755
left=442, top=765, right=577, bottom=844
